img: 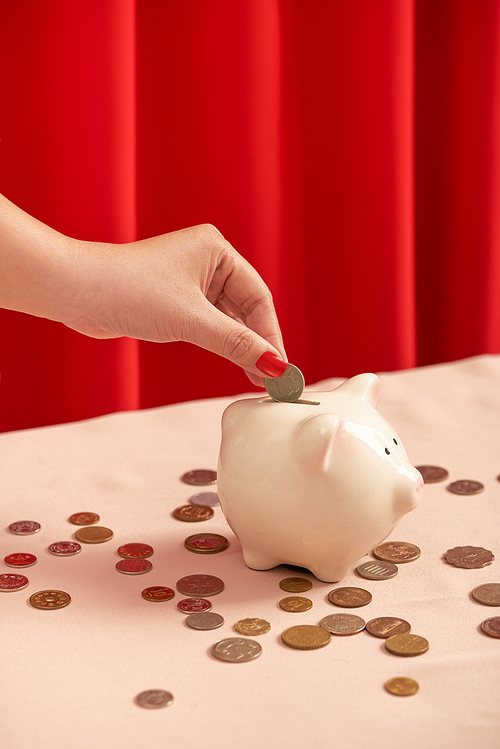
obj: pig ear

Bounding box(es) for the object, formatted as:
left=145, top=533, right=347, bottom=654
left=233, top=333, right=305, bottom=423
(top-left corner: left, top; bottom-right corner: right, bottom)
left=332, top=373, right=380, bottom=406
left=292, top=413, right=344, bottom=474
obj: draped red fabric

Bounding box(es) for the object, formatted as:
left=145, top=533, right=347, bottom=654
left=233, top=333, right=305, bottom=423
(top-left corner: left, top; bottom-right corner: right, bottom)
left=1, top=1, right=499, bottom=432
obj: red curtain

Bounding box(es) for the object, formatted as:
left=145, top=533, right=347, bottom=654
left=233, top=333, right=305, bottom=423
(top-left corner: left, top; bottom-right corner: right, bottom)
left=1, top=0, right=499, bottom=432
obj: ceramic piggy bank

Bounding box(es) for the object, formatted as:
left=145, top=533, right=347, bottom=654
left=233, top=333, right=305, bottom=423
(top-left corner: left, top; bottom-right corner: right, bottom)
left=217, top=373, right=423, bottom=582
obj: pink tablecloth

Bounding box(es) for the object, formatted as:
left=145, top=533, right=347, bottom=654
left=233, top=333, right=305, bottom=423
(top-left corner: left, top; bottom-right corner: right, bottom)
left=1, top=355, right=499, bottom=748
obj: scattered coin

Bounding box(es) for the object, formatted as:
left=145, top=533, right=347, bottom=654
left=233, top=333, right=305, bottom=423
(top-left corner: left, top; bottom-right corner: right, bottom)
left=385, top=633, right=429, bottom=657
left=174, top=505, right=214, bottom=522
left=136, top=690, right=174, bottom=709
left=444, top=546, right=494, bottom=569
left=4, top=553, right=37, bottom=568
left=29, top=590, right=71, bottom=610
left=177, top=598, right=212, bottom=613
left=356, top=560, right=398, bottom=580
left=186, top=612, right=224, bottom=630
left=279, top=596, right=313, bottom=612
left=415, top=465, right=449, bottom=483
left=181, top=469, right=217, bottom=486
left=447, top=480, right=484, bottom=496
left=384, top=677, right=419, bottom=696
left=366, top=617, right=412, bottom=638
left=472, top=583, right=500, bottom=606
left=48, top=541, right=82, bottom=557
left=211, top=637, right=262, bottom=662
left=184, top=533, right=228, bottom=554
left=189, top=492, right=220, bottom=507
left=319, top=613, right=366, bottom=635
left=373, top=541, right=421, bottom=564
left=75, top=526, right=114, bottom=544
left=279, top=577, right=313, bottom=593
left=117, top=543, right=154, bottom=559
left=265, top=363, right=305, bottom=403
left=142, top=586, right=175, bottom=602
left=0, top=573, right=29, bottom=592
left=176, top=574, right=224, bottom=597
left=116, top=559, right=153, bottom=575
left=69, top=512, right=100, bottom=526
left=234, top=618, right=271, bottom=636
left=8, top=521, right=41, bottom=535
left=328, top=587, right=372, bottom=608
left=480, top=616, right=500, bottom=639
left=281, top=625, right=331, bottom=650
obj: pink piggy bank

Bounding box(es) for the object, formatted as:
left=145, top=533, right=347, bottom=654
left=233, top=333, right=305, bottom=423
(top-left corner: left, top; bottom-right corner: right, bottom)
left=217, top=373, right=423, bottom=582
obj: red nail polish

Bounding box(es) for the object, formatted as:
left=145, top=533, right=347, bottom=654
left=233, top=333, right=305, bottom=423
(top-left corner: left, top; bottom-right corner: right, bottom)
left=256, top=352, right=287, bottom=378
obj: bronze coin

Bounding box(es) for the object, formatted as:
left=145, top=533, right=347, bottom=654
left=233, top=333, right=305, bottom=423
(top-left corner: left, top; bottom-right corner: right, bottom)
left=447, top=480, right=484, bottom=495
left=444, top=546, right=494, bottom=569
left=173, top=504, right=214, bottom=522
left=69, top=512, right=100, bottom=526
left=142, top=586, right=175, bottom=602
left=29, top=590, right=71, bottom=610
left=384, top=677, right=419, bottom=696
left=234, top=618, right=271, bottom=636
left=184, top=533, right=228, bottom=554
left=480, top=616, right=500, bottom=638
left=281, top=625, right=331, bottom=650
left=472, top=583, right=500, bottom=606
left=176, top=574, right=224, bottom=597
left=279, top=577, right=313, bottom=593
left=385, top=633, right=429, bottom=657
left=279, top=596, right=313, bottom=613
left=366, top=617, right=411, bottom=638
left=328, top=587, right=372, bottom=608
left=75, top=526, right=114, bottom=544
left=373, top=541, right=421, bottom=564
left=415, top=465, right=449, bottom=483
left=181, top=469, right=217, bottom=486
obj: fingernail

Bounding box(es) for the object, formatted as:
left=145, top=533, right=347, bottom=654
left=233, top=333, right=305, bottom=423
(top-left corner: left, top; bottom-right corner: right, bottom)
left=256, top=352, right=287, bottom=378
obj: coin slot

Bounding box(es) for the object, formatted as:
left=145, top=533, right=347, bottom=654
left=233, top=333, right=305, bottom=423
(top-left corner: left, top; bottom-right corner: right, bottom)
left=293, top=399, right=320, bottom=406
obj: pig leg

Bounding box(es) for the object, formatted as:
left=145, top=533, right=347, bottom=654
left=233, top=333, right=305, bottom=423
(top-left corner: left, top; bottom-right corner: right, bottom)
left=241, top=548, right=282, bottom=572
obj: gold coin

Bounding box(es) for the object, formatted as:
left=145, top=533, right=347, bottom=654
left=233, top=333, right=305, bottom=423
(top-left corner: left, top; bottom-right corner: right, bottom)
left=385, top=633, right=429, bottom=657
left=373, top=541, right=421, bottom=564
left=281, top=625, right=331, bottom=650
left=279, top=596, right=313, bottom=612
left=75, top=526, right=114, bottom=544
left=29, top=590, right=71, bottom=610
left=384, top=677, right=419, bottom=696
left=69, top=512, right=100, bottom=526
left=234, top=618, right=271, bottom=636
left=279, top=577, right=313, bottom=593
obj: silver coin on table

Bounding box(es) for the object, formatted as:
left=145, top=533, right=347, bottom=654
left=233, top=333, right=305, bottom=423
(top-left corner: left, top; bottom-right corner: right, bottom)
left=189, top=492, right=220, bottom=507
left=211, top=637, right=262, bottom=662
left=181, top=469, right=217, bottom=486
left=447, top=480, right=484, bottom=496
left=8, top=521, right=41, bottom=535
left=115, top=559, right=153, bottom=575
left=319, top=613, right=366, bottom=636
left=186, top=612, right=224, bottom=630
left=48, top=541, right=82, bottom=557
left=356, top=560, right=398, bottom=580
left=415, top=465, right=449, bottom=484
left=0, top=573, right=29, bottom=592
left=177, top=597, right=213, bottom=613
left=136, top=690, right=174, bottom=709
left=265, top=363, right=305, bottom=403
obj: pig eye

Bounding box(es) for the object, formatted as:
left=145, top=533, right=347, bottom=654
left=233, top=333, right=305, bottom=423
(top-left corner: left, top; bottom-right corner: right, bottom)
left=393, top=438, right=398, bottom=445
left=385, top=447, right=391, bottom=455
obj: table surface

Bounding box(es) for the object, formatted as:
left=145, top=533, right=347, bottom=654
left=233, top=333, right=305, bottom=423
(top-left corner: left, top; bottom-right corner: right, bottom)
left=1, top=355, right=499, bottom=749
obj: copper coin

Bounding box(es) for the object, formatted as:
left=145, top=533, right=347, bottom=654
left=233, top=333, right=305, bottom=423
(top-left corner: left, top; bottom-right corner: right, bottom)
left=0, top=573, right=29, bottom=591
left=117, top=543, right=154, bottom=559
left=186, top=612, right=224, bottom=630
left=75, top=526, right=114, bottom=544
left=211, top=638, right=262, bottom=662
left=177, top=597, right=213, bottom=613
left=116, top=558, right=153, bottom=575
left=384, top=677, right=419, bottom=696
left=447, top=480, right=484, bottom=495
left=4, top=553, right=37, bottom=568
left=281, top=625, right=331, bottom=650
left=189, top=492, right=220, bottom=507
left=181, top=469, right=217, bottom=486
left=184, top=533, right=228, bottom=554
left=328, top=587, right=372, bottom=608
left=385, top=633, right=429, bottom=656
left=415, top=465, right=449, bottom=483
left=319, top=613, right=365, bottom=635
left=480, top=616, right=500, bottom=639
left=444, top=546, right=494, bottom=569
left=142, top=586, right=175, bottom=602
left=472, top=583, right=500, bottom=606
left=279, top=596, right=313, bottom=612
left=357, top=560, right=398, bottom=580
left=279, top=577, right=313, bottom=593
left=373, top=541, right=421, bottom=564
left=366, top=617, right=411, bottom=638
left=176, top=574, right=224, bottom=597
left=69, top=512, right=100, bottom=526
left=174, top=505, right=214, bottom=522
left=234, top=618, right=271, bottom=636
left=8, top=521, right=41, bottom=535
left=48, top=541, right=82, bottom=556
left=136, top=690, right=174, bottom=709
left=29, top=590, right=71, bottom=609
